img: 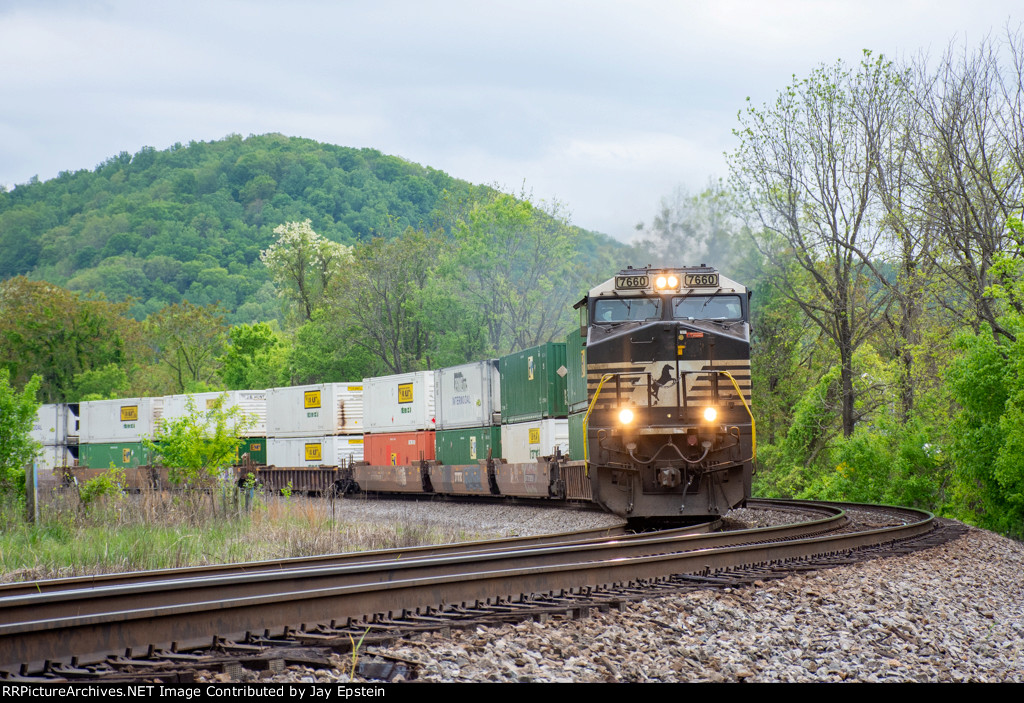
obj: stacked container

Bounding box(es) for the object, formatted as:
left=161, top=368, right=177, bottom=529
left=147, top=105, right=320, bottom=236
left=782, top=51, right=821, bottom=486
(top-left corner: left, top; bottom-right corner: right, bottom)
left=435, top=360, right=500, bottom=429
left=77, top=397, right=163, bottom=468
left=565, top=329, right=589, bottom=461
left=30, top=404, right=78, bottom=480
left=266, top=435, right=365, bottom=467
left=266, top=384, right=363, bottom=436
left=434, top=360, right=502, bottom=466
left=500, top=419, right=568, bottom=464
left=363, top=371, right=435, bottom=466
left=500, top=343, right=568, bottom=422
left=163, top=391, right=267, bottom=435
left=266, top=383, right=365, bottom=467
left=499, top=342, right=569, bottom=463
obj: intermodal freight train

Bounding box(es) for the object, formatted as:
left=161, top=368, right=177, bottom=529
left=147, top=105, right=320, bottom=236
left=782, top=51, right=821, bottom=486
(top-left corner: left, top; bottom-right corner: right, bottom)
left=43, top=266, right=753, bottom=523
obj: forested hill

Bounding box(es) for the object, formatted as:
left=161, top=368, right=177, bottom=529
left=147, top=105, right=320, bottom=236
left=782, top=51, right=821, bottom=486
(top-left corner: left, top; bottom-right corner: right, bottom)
left=0, top=134, right=614, bottom=323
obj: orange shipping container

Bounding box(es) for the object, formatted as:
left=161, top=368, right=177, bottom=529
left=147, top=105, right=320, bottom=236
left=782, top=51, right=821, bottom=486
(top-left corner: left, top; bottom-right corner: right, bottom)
left=364, top=431, right=436, bottom=466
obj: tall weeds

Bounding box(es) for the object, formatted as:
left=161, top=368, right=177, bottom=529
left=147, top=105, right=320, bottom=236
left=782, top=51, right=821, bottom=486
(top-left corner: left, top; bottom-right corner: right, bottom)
left=0, top=487, right=491, bottom=582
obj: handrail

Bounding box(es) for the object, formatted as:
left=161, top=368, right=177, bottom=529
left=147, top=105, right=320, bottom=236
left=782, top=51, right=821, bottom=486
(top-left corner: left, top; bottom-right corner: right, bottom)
left=581, top=373, right=617, bottom=472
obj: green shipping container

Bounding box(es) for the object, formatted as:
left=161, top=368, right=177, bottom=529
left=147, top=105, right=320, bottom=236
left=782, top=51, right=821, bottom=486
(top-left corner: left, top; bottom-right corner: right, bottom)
left=500, top=342, right=568, bottom=423
left=565, top=328, right=589, bottom=413
left=240, top=437, right=267, bottom=465
left=436, top=427, right=502, bottom=465
left=79, top=442, right=152, bottom=469
left=568, top=411, right=587, bottom=463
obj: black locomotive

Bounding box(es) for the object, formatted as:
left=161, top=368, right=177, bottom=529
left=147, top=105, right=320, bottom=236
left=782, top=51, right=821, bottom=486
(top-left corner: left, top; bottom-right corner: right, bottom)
left=567, top=265, right=754, bottom=523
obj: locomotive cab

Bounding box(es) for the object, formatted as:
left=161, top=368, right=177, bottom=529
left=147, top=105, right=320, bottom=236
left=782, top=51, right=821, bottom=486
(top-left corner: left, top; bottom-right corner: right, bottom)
left=570, top=265, right=754, bottom=522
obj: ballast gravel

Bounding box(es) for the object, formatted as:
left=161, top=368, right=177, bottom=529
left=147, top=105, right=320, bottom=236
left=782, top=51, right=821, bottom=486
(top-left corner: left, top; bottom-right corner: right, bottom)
left=213, top=503, right=1024, bottom=683
left=327, top=497, right=627, bottom=537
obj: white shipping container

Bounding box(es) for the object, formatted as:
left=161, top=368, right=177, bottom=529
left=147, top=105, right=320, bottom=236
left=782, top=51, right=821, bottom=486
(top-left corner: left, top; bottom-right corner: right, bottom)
left=364, top=371, right=436, bottom=432
left=163, top=391, right=268, bottom=436
left=267, top=435, right=365, bottom=467
left=500, top=419, right=569, bottom=463
left=79, top=397, right=163, bottom=443
left=434, top=360, right=501, bottom=430
left=31, top=404, right=77, bottom=446
left=266, top=383, right=363, bottom=437
left=33, top=445, right=75, bottom=473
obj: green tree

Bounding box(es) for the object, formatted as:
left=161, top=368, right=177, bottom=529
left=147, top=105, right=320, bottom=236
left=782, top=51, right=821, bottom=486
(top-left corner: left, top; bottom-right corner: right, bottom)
left=328, top=226, right=445, bottom=374
left=287, top=316, right=383, bottom=384
left=148, top=301, right=229, bottom=393
left=145, top=394, right=252, bottom=495
left=0, top=277, right=141, bottom=402
left=219, top=322, right=289, bottom=389
left=730, top=54, right=896, bottom=437
left=449, top=189, right=583, bottom=353
left=0, top=370, right=42, bottom=496
left=945, top=227, right=1024, bottom=536
left=946, top=319, right=1024, bottom=537
left=72, top=363, right=130, bottom=401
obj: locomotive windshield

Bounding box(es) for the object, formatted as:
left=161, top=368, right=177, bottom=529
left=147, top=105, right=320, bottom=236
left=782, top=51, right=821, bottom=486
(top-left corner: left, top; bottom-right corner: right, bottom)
left=594, top=297, right=661, bottom=322
left=673, top=295, right=743, bottom=320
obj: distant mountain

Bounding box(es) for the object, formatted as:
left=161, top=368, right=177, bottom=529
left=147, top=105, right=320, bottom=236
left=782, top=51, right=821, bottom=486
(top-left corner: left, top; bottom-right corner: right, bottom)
left=0, top=134, right=511, bottom=323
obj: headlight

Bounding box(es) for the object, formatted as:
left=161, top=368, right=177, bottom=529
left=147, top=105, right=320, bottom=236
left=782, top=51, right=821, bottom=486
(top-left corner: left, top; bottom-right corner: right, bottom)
left=703, top=407, right=717, bottom=422
left=619, top=408, right=634, bottom=424
left=667, top=275, right=678, bottom=288
left=655, top=275, right=667, bottom=289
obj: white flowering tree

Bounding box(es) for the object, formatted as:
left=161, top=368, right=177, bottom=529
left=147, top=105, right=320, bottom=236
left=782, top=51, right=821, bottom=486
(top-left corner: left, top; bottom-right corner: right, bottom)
left=260, top=220, right=353, bottom=321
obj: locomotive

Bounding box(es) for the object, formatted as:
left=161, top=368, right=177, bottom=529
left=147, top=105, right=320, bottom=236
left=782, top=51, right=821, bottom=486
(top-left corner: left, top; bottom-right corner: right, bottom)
left=565, top=265, right=754, bottom=521
left=49, top=265, right=753, bottom=524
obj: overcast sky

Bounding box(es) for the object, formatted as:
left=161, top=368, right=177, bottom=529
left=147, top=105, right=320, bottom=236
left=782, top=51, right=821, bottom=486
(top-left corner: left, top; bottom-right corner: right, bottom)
left=1, top=1, right=1020, bottom=241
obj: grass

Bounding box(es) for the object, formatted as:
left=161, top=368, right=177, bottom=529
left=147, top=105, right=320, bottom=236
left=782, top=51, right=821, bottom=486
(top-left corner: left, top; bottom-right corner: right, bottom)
left=0, top=486, right=496, bottom=582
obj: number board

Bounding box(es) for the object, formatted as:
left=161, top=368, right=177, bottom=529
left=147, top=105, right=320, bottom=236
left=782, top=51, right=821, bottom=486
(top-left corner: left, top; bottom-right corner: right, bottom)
left=120, top=405, right=138, bottom=422
left=615, top=275, right=649, bottom=290
left=684, top=273, right=719, bottom=288
left=304, top=391, right=321, bottom=409
left=398, top=383, right=414, bottom=404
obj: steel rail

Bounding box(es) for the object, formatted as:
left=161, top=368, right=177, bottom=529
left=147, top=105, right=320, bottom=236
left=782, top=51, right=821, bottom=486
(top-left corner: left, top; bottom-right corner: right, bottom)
left=0, top=507, right=844, bottom=626
left=0, top=503, right=855, bottom=672
left=0, top=498, right=837, bottom=599
left=1, top=502, right=928, bottom=676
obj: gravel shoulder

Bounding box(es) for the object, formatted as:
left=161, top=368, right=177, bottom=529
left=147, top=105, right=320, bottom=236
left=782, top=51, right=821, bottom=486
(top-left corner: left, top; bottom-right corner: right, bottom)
left=333, top=496, right=626, bottom=537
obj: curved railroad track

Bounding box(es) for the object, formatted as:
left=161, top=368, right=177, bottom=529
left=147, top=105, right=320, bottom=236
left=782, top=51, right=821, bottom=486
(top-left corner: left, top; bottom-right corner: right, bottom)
left=0, top=499, right=959, bottom=680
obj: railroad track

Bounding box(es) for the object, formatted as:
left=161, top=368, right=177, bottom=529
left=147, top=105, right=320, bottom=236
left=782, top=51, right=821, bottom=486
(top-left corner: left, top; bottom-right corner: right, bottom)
left=0, top=500, right=955, bottom=680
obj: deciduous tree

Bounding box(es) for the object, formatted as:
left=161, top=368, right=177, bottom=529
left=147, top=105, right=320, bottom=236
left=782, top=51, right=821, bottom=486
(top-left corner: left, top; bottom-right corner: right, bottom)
left=260, top=219, right=352, bottom=322
left=904, top=35, right=1024, bottom=341
left=145, top=395, right=252, bottom=516
left=730, top=55, right=894, bottom=437
left=147, top=301, right=228, bottom=393
left=219, top=322, right=289, bottom=389
left=0, top=370, right=41, bottom=496
left=0, top=277, right=141, bottom=401
left=450, top=190, right=583, bottom=353
left=328, top=226, right=446, bottom=374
